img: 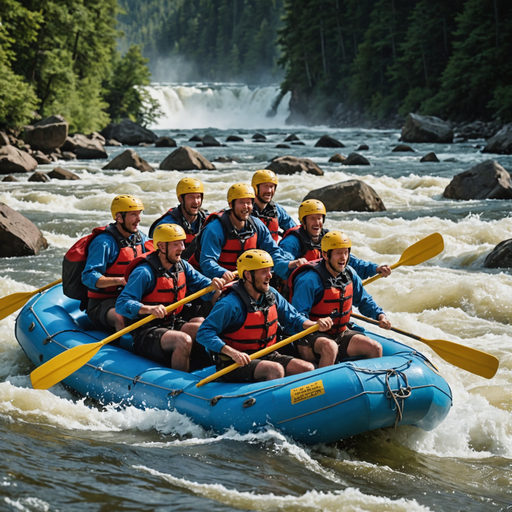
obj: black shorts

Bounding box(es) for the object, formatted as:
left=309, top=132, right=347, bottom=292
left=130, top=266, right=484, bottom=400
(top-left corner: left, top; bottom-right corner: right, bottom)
left=296, top=328, right=360, bottom=361
left=86, top=297, right=117, bottom=332
left=216, top=351, right=294, bottom=383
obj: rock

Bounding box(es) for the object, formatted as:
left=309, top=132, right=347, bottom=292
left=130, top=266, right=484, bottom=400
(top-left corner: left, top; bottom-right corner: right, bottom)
left=2, top=175, right=17, bottom=182
left=253, top=139, right=266, bottom=143
left=105, top=139, right=123, bottom=147
left=455, top=121, right=499, bottom=140
left=392, top=144, right=415, bottom=152
left=276, top=144, right=291, bottom=149
left=253, top=133, right=266, bottom=140
left=304, top=179, right=386, bottom=212
left=72, top=134, right=108, bottom=159
left=443, top=160, right=512, bottom=200
left=155, top=136, right=177, bottom=148
left=48, top=166, right=80, bottom=180
left=483, top=239, right=512, bottom=268
left=202, top=134, right=221, bottom=147
left=314, top=134, right=345, bottom=148
left=213, top=156, right=235, bottom=163
left=159, top=146, right=216, bottom=171
left=32, top=151, right=52, bottom=165
left=357, top=144, right=369, bottom=151
left=266, top=156, right=323, bottom=176
left=329, top=153, right=347, bottom=163
left=100, top=119, right=158, bottom=145
left=102, top=149, right=154, bottom=172
left=0, top=131, right=9, bottom=146
left=60, top=136, right=77, bottom=152
left=482, top=123, right=512, bottom=154
left=28, top=171, right=50, bottom=182
left=0, top=145, right=38, bottom=174
left=189, top=135, right=202, bottom=142
left=401, top=113, right=453, bottom=143
left=23, top=115, right=68, bottom=151
left=342, top=153, right=370, bottom=165
left=0, top=203, right=48, bottom=257
left=420, top=152, right=440, bottom=162
left=61, top=151, right=76, bottom=161
left=226, top=135, right=244, bottom=142
left=87, top=132, right=106, bottom=144
left=284, top=134, right=299, bottom=142
left=292, top=141, right=305, bottom=146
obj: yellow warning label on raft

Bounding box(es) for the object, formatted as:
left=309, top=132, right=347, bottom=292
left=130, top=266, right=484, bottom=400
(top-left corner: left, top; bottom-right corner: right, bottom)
left=290, top=380, right=325, bottom=404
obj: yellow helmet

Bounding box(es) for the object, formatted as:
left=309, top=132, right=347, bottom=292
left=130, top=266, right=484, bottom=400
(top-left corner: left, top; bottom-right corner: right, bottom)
left=176, top=177, right=204, bottom=199
left=321, top=231, right=352, bottom=252
left=111, top=195, right=144, bottom=220
left=252, top=169, right=278, bottom=193
left=227, top=183, right=255, bottom=205
left=153, top=223, right=186, bottom=246
left=298, top=199, right=326, bottom=222
left=237, top=249, right=274, bottom=278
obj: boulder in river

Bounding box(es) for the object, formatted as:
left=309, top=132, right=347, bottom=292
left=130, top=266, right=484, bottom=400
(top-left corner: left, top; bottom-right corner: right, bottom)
left=483, top=239, right=512, bottom=268
left=72, top=134, right=108, bottom=159
left=23, top=115, right=68, bottom=152
left=481, top=123, right=512, bottom=154
left=0, top=203, right=48, bottom=257
left=443, top=160, right=512, bottom=200
left=102, top=149, right=154, bottom=172
left=2, top=175, right=18, bottom=182
left=202, top=134, right=222, bottom=147
left=420, top=152, right=440, bottom=162
left=226, top=135, right=244, bottom=142
left=28, top=171, right=50, bottom=183
left=155, top=137, right=177, bottom=148
left=48, top=167, right=80, bottom=180
left=401, top=113, right=453, bottom=143
left=342, top=153, right=370, bottom=166
left=159, top=146, right=215, bottom=171
left=314, top=134, right=345, bottom=148
left=329, top=153, right=346, bottom=163
left=0, top=145, right=38, bottom=174
left=100, top=119, right=158, bottom=146
left=284, top=134, right=300, bottom=142
left=32, top=151, right=52, bottom=165
left=304, top=179, right=386, bottom=212
left=266, top=156, right=323, bottom=176
left=392, top=144, right=415, bottom=152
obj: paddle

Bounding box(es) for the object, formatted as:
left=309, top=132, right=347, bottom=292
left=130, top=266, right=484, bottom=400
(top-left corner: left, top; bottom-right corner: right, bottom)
left=196, top=324, right=320, bottom=387
left=350, top=312, right=499, bottom=379
left=0, top=279, right=62, bottom=321
left=362, top=233, right=444, bottom=286
left=30, top=281, right=223, bottom=390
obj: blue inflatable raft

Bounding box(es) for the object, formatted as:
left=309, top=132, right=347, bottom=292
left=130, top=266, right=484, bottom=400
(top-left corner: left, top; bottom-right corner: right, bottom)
left=15, top=285, right=452, bottom=445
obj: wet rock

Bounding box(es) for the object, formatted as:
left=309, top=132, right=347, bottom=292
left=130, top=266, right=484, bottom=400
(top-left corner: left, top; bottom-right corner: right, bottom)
left=420, top=152, right=440, bottom=162
left=0, top=203, right=48, bottom=257
left=226, top=135, right=244, bottom=142
left=443, top=160, right=512, bottom=200
left=87, top=132, right=106, bottom=144
left=483, top=239, right=512, bottom=268
left=23, top=115, right=68, bottom=152
left=357, top=144, right=369, bottom=151
left=102, top=149, right=154, bottom=172
left=28, top=171, right=50, bottom=182
left=329, top=153, right=347, bottom=163
left=72, top=134, right=108, bottom=159
left=266, top=156, right=323, bottom=176
left=189, top=135, right=202, bottom=142
left=159, top=146, right=216, bottom=171
left=455, top=121, right=499, bottom=140
left=0, top=145, right=38, bottom=174
left=284, top=134, right=299, bottom=142
left=304, top=179, right=386, bottom=212
left=314, top=134, right=345, bottom=148
left=482, top=123, right=512, bottom=154
left=276, top=144, right=291, bottom=149
left=100, top=119, right=158, bottom=145
left=48, top=167, right=80, bottom=180
left=61, top=151, right=76, bottom=161
left=202, top=134, right=222, bottom=147
left=32, top=151, right=52, bottom=165
left=342, top=153, right=370, bottom=165
left=2, top=175, right=18, bottom=182
left=105, top=139, right=123, bottom=147
left=155, top=136, right=177, bottom=148
left=401, top=113, right=453, bottom=143
left=213, top=156, right=236, bottom=163
left=253, top=133, right=266, bottom=140
left=292, top=141, right=305, bottom=146
left=392, top=144, right=415, bottom=152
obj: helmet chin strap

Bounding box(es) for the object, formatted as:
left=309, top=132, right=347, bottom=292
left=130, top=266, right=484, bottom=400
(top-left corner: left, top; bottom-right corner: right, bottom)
left=246, top=270, right=266, bottom=295
left=327, top=254, right=344, bottom=275
left=119, top=213, right=135, bottom=235
left=164, top=243, right=177, bottom=266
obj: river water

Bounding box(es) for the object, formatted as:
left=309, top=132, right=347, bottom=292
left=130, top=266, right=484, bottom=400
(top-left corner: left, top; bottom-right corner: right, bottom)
left=1, top=86, right=512, bottom=510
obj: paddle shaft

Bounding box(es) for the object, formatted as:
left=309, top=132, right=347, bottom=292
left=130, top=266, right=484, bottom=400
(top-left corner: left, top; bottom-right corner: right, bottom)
left=196, top=323, right=320, bottom=387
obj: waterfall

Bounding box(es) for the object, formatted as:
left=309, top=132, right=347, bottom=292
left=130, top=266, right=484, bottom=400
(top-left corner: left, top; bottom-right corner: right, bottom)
left=143, top=83, right=291, bottom=130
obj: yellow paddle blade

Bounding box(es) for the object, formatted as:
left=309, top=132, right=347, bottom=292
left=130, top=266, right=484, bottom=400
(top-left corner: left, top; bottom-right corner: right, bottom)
left=363, top=233, right=444, bottom=286
left=0, top=279, right=62, bottom=321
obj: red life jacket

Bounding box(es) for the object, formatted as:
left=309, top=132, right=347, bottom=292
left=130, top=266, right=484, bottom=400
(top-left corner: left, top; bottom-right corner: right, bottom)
left=289, top=259, right=353, bottom=336
left=148, top=205, right=207, bottom=249
left=62, top=224, right=152, bottom=306
left=190, top=210, right=258, bottom=271
left=252, top=201, right=279, bottom=242
left=220, top=281, right=279, bottom=353
left=280, top=225, right=329, bottom=261
left=124, top=251, right=187, bottom=320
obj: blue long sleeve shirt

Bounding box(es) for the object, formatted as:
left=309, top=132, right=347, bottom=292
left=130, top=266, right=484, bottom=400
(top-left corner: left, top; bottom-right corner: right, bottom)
left=252, top=201, right=297, bottom=233
left=291, top=265, right=384, bottom=321
left=198, top=213, right=294, bottom=280
left=196, top=286, right=309, bottom=354
left=81, top=230, right=150, bottom=290
left=149, top=205, right=207, bottom=238
left=116, top=259, right=214, bottom=319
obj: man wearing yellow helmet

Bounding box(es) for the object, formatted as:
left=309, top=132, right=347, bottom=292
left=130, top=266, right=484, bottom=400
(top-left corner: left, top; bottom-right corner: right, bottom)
left=80, top=195, right=152, bottom=332
left=288, top=231, right=391, bottom=367
left=148, top=177, right=208, bottom=255
left=280, top=199, right=391, bottom=281
left=191, top=182, right=305, bottom=283
left=196, top=250, right=333, bottom=382
left=116, top=224, right=225, bottom=372
left=250, top=169, right=296, bottom=242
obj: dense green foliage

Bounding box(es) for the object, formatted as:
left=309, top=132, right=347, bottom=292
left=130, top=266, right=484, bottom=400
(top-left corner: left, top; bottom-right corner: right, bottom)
left=278, top=0, right=512, bottom=123
left=0, top=0, right=156, bottom=132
